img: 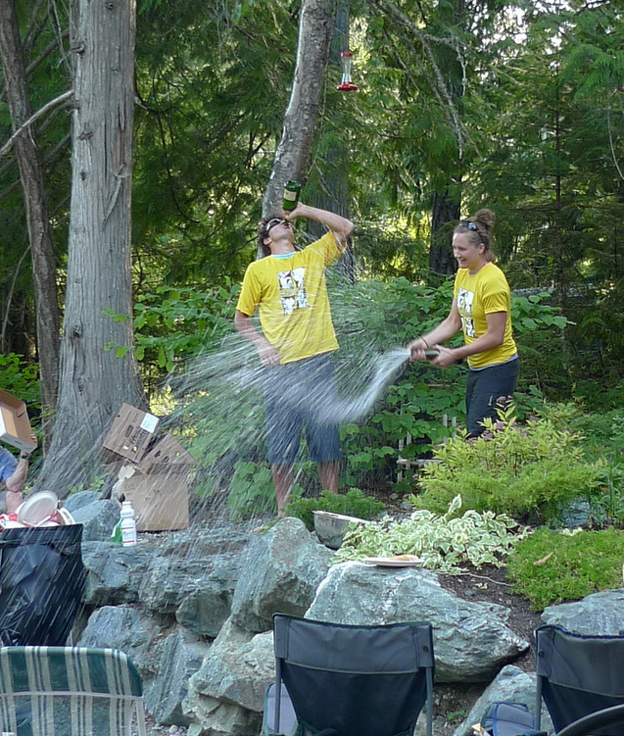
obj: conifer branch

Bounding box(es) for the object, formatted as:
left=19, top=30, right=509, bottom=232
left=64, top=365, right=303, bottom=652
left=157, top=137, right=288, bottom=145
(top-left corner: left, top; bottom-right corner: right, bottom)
left=0, top=89, right=74, bottom=158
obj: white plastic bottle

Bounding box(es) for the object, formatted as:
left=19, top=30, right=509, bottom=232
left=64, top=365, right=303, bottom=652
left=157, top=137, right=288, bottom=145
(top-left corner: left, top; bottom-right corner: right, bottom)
left=120, top=501, right=137, bottom=547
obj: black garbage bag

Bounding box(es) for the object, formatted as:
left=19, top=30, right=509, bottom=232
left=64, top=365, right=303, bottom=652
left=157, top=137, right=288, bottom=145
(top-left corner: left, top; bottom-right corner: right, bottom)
left=0, top=523, right=86, bottom=646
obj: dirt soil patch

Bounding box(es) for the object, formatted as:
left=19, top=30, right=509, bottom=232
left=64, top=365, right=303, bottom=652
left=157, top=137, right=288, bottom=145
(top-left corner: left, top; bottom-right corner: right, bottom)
left=432, top=564, right=543, bottom=735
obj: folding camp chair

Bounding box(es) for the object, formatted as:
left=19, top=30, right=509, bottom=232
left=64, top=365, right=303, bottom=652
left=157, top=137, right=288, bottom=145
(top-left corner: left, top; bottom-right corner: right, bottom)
left=554, top=705, right=624, bottom=736
left=0, top=646, right=147, bottom=735
left=535, top=625, right=624, bottom=736
left=265, top=614, right=435, bottom=736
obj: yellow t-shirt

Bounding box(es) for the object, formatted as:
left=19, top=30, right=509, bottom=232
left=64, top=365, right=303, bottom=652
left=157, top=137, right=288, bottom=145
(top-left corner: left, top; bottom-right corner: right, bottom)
left=454, top=262, right=517, bottom=369
left=236, top=231, right=341, bottom=365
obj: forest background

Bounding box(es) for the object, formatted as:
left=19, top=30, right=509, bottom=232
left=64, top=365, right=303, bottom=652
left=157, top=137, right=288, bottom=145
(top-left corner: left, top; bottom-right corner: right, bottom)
left=0, top=0, right=623, bottom=509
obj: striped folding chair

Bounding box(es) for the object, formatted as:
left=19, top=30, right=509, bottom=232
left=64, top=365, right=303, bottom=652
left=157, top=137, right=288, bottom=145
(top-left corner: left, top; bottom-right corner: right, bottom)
left=0, top=646, right=147, bottom=735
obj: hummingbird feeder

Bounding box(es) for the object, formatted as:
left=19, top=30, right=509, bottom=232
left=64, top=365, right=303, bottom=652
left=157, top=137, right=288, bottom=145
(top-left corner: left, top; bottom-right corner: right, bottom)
left=336, top=51, right=358, bottom=92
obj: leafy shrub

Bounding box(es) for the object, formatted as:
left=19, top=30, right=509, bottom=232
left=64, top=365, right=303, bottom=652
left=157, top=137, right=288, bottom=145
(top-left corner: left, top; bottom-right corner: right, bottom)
left=412, top=407, right=600, bottom=523
left=285, top=488, right=386, bottom=531
left=334, top=494, right=527, bottom=572
left=507, top=526, right=624, bottom=610
left=0, top=354, right=40, bottom=408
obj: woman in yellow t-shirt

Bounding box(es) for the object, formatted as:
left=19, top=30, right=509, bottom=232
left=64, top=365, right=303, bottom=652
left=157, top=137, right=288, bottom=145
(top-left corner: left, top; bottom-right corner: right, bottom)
left=408, top=209, right=519, bottom=437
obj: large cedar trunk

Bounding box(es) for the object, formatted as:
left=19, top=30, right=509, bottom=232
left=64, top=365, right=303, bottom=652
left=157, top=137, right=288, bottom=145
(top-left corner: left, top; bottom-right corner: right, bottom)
left=37, top=0, right=145, bottom=492
left=0, top=0, right=61, bottom=440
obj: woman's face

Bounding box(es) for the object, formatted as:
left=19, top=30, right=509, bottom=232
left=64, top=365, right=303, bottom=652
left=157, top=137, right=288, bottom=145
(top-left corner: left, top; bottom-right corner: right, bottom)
left=452, top=232, right=485, bottom=271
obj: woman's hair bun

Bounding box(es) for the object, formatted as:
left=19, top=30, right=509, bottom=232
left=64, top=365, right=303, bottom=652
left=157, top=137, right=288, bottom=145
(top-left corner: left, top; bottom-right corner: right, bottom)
left=474, top=208, right=496, bottom=230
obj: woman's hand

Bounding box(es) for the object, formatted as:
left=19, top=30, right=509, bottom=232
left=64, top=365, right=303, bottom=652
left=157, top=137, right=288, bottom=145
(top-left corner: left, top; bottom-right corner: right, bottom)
left=408, top=337, right=428, bottom=361
left=430, top=345, right=459, bottom=367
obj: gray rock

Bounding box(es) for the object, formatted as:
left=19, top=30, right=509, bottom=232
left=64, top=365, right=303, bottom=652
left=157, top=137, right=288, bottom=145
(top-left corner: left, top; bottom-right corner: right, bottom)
left=139, top=552, right=240, bottom=623
left=71, top=499, right=120, bottom=541
left=144, top=628, right=209, bottom=726
left=453, top=665, right=553, bottom=736
left=189, top=618, right=274, bottom=712
left=306, top=562, right=529, bottom=682
left=184, top=617, right=271, bottom=736
left=81, top=541, right=155, bottom=605
left=64, top=491, right=101, bottom=514
left=184, top=692, right=261, bottom=736
left=230, top=517, right=333, bottom=633
left=78, top=605, right=160, bottom=677
left=541, top=589, right=624, bottom=634
left=176, top=583, right=233, bottom=639
left=157, top=521, right=255, bottom=560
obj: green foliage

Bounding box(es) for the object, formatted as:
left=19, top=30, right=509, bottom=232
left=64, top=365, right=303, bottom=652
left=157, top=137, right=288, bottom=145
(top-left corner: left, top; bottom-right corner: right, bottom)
left=0, top=354, right=40, bottom=408
left=285, top=488, right=386, bottom=532
left=133, top=283, right=240, bottom=371
left=413, top=406, right=601, bottom=523
left=105, top=281, right=241, bottom=397
left=329, top=277, right=568, bottom=488
left=226, top=459, right=280, bottom=520
left=507, top=527, right=624, bottom=611
left=335, top=495, right=527, bottom=573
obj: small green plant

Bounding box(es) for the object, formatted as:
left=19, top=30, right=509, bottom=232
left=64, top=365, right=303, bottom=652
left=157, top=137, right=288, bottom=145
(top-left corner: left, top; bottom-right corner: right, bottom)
left=445, top=711, right=468, bottom=725
left=334, top=495, right=528, bottom=572
left=284, top=488, right=386, bottom=531
left=507, top=526, right=624, bottom=611
left=412, top=406, right=601, bottom=523
left=227, top=460, right=278, bottom=519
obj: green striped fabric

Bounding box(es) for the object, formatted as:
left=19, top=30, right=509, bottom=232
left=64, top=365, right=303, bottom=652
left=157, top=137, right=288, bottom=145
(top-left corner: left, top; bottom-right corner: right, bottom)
left=0, top=647, right=146, bottom=735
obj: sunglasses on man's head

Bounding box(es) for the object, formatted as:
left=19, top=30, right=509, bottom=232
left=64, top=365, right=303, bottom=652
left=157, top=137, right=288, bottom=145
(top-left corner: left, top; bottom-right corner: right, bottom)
left=266, top=218, right=289, bottom=233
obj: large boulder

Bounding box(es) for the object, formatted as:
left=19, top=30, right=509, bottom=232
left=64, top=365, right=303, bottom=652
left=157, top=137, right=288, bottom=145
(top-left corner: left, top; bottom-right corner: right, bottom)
left=139, top=553, right=240, bottom=621
left=306, top=561, right=529, bottom=681
left=184, top=617, right=273, bottom=736
left=71, top=499, right=120, bottom=541
left=78, top=605, right=161, bottom=678
left=541, top=589, right=624, bottom=634
left=453, top=665, right=553, bottom=736
left=230, top=517, right=334, bottom=633
left=144, top=628, right=209, bottom=726
left=81, top=541, right=155, bottom=605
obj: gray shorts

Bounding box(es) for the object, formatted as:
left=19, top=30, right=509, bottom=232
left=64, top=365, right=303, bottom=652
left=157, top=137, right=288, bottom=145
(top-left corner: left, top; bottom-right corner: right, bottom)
left=262, top=353, right=343, bottom=465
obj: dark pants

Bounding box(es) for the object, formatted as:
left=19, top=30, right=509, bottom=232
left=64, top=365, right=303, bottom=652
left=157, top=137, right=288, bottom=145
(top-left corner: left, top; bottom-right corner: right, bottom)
left=465, top=358, right=519, bottom=437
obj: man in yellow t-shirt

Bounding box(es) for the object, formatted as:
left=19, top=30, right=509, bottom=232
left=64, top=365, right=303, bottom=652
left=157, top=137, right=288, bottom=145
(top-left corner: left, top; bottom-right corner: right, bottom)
left=235, top=202, right=354, bottom=515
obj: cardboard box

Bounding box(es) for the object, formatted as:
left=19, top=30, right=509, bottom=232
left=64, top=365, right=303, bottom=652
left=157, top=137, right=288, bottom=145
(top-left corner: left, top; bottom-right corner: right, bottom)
left=120, top=465, right=190, bottom=532
left=136, top=434, right=195, bottom=475
left=0, top=390, right=37, bottom=453
left=102, top=404, right=160, bottom=463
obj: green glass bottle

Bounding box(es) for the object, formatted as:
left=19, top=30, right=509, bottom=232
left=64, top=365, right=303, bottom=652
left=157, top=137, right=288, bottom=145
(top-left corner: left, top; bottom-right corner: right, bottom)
left=282, top=180, right=302, bottom=211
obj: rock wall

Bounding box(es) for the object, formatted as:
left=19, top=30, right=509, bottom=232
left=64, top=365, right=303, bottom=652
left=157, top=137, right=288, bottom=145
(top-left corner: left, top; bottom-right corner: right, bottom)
left=62, top=492, right=624, bottom=736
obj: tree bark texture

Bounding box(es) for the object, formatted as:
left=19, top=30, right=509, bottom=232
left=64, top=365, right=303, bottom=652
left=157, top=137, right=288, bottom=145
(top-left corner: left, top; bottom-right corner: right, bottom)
left=0, top=0, right=61, bottom=438
left=37, top=0, right=145, bottom=492
left=261, top=0, right=332, bottom=231
left=430, top=189, right=459, bottom=277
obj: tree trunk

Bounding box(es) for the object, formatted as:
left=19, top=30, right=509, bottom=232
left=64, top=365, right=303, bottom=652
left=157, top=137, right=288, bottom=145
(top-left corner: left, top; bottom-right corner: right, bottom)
left=430, top=189, right=459, bottom=277
left=261, top=0, right=333, bottom=239
left=36, top=0, right=145, bottom=493
left=0, top=0, right=61, bottom=441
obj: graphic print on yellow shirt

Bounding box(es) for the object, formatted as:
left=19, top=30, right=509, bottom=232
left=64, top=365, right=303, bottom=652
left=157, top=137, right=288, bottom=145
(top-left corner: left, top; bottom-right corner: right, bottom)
left=236, top=231, right=341, bottom=364
left=277, top=267, right=309, bottom=314
left=454, top=263, right=517, bottom=370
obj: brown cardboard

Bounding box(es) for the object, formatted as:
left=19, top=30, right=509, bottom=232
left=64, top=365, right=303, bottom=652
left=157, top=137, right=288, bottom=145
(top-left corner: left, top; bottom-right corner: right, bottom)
left=121, top=465, right=189, bottom=531
left=0, top=390, right=37, bottom=453
left=102, top=404, right=160, bottom=463
left=136, top=434, right=195, bottom=475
